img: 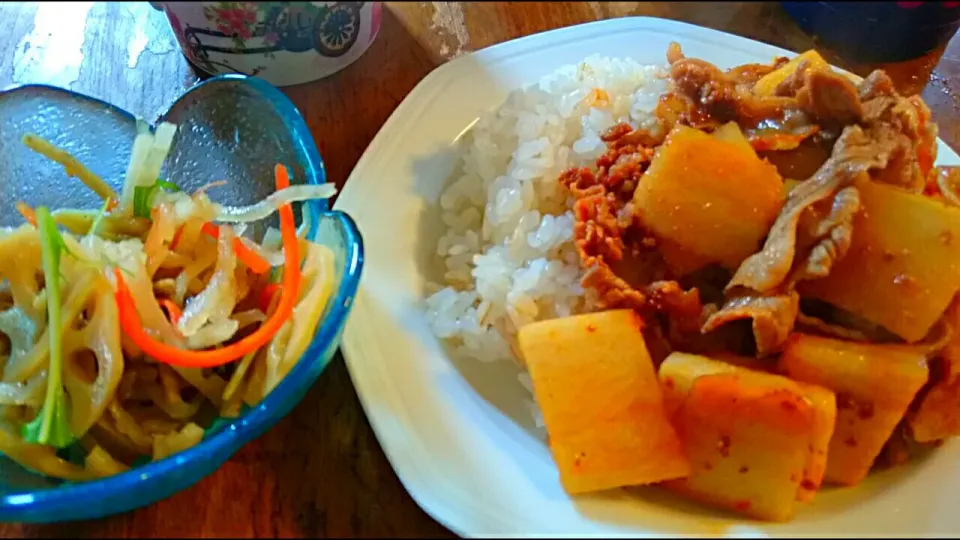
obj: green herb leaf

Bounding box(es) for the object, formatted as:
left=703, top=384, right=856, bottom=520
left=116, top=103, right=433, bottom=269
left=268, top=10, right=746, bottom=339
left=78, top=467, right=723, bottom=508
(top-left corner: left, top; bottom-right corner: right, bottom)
left=156, top=179, right=181, bottom=192
left=22, top=206, right=73, bottom=449
left=133, top=178, right=180, bottom=219
left=268, top=266, right=283, bottom=284
left=23, top=392, right=73, bottom=448
left=132, top=184, right=158, bottom=219
left=87, top=197, right=113, bottom=238
left=59, top=440, right=88, bottom=467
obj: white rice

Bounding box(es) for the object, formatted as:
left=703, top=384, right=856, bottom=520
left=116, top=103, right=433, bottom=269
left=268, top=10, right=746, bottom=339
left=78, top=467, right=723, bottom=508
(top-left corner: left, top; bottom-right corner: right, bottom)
left=424, top=56, right=669, bottom=379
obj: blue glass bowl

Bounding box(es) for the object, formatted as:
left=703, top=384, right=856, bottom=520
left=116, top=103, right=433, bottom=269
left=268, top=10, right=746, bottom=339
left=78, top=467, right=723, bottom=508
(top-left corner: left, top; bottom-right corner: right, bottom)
left=0, top=75, right=364, bottom=522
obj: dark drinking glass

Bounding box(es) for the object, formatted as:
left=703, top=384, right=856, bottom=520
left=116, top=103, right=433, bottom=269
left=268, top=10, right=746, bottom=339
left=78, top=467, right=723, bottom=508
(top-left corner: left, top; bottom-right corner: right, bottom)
left=781, top=1, right=960, bottom=63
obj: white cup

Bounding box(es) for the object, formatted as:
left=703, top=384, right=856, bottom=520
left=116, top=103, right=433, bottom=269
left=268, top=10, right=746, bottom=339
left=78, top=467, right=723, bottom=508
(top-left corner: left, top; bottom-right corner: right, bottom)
left=150, top=2, right=382, bottom=87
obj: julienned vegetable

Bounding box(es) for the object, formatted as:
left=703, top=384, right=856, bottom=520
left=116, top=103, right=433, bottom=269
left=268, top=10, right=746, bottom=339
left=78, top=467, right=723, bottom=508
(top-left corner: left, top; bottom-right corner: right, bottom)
left=114, top=164, right=301, bottom=369
left=21, top=207, right=73, bottom=449
left=0, top=113, right=341, bottom=481
left=159, top=298, right=183, bottom=325
left=87, top=197, right=114, bottom=239
left=212, top=183, right=337, bottom=224
left=16, top=202, right=37, bottom=227
left=119, top=121, right=177, bottom=212
left=133, top=178, right=181, bottom=219
left=21, top=133, right=119, bottom=204
left=200, top=222, right=272, bottom=274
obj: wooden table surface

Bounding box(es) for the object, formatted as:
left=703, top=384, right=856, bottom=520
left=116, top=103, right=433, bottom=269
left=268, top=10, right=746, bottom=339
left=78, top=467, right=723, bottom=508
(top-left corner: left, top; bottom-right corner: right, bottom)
left=0, top=1, right=958, bottom=537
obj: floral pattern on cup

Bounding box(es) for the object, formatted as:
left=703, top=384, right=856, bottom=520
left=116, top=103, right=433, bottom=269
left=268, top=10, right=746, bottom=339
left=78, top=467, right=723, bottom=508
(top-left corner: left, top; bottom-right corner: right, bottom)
left=154, top=2, right=379, bottom=86
left=203, top=2, right=260, bottom=48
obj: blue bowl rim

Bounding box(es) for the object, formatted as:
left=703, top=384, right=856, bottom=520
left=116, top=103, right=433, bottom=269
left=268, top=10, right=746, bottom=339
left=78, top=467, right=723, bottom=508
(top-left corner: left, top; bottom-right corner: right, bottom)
left=0, top=74, right=365, bottom=521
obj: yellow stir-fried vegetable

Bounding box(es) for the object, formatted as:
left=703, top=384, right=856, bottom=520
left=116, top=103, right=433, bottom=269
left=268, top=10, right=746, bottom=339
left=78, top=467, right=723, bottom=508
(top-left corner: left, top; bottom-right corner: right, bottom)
left=0, top=124, right=338, bottom=480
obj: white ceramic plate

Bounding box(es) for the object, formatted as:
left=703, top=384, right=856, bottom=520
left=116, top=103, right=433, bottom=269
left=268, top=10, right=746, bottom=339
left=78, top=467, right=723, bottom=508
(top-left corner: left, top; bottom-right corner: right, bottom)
left=335, top=16, right=960, bottom=538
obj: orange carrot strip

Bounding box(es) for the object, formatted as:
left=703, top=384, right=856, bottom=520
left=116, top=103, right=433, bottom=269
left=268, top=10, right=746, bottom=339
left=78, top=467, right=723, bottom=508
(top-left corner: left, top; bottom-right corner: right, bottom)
left=17, top=202, right=37, bottom=227
left=168, top=225, right=184, bottom=252
left=159, top=298, right=183, bottom=325
left=259, top=283, right=281, bottom=314
left=200, top=222, right=271, bottom=274
left=232, top=239, right=271, bottom=274
left=113, top=164, right=300, bottom=369
left=193, top=180, right=228, bottom=197
left=201, top=222, right=220, bottom=238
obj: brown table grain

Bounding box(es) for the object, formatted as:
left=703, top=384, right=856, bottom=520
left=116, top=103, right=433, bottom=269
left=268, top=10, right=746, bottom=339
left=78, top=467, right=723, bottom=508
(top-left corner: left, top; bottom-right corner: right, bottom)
left=0, top=1, right=958, bottom=537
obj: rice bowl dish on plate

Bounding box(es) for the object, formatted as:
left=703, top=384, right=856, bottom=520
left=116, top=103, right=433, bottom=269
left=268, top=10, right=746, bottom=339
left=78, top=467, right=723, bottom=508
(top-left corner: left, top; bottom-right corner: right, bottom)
left=336, top=16, right=960, bottom=536
left=423, top=38, right=960, bottom=522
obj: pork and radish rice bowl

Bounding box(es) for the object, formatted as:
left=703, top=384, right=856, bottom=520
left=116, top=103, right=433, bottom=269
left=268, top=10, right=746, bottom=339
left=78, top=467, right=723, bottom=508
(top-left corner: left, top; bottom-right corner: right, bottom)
left=424, top=43, right=960, bottom=522
left=0, top=122, right=338, bottom=481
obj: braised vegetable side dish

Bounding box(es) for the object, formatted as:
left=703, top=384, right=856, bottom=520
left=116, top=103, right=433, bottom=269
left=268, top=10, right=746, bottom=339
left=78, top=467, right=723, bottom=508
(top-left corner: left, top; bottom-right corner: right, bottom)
left=0, top=124, right=337, bottom=480
left=425, top=44, right=960, bottom=522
